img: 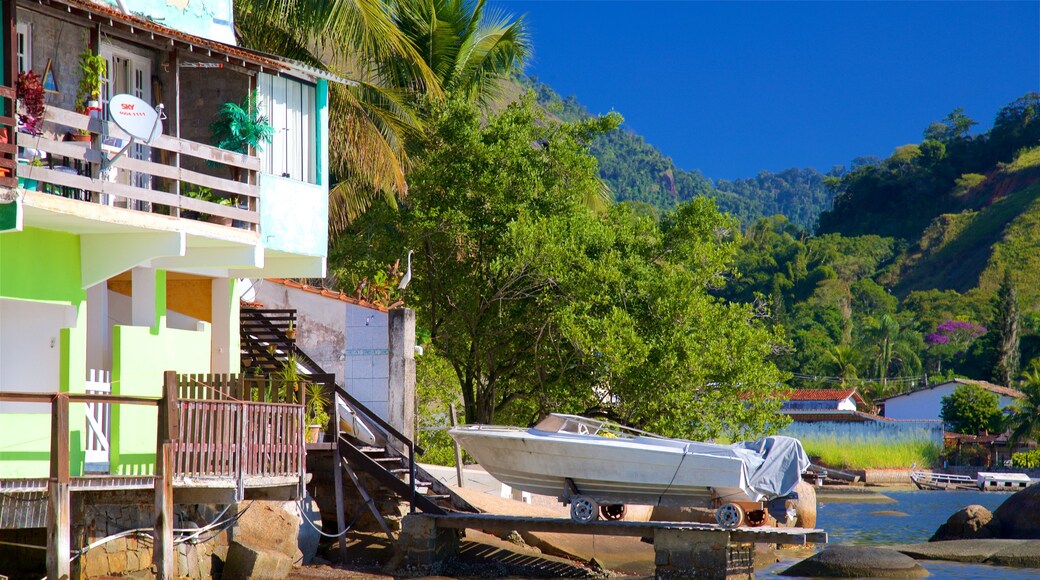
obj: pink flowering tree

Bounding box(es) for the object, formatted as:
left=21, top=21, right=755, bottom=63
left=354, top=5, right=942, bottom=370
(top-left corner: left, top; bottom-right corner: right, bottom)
left=925, top=320, right=987, bottom=372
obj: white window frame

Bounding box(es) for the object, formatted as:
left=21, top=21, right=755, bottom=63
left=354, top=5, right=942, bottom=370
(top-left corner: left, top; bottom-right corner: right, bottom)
left=257, top=73, right=317, bottom=184
left=16, top=22, right=31, bottom=73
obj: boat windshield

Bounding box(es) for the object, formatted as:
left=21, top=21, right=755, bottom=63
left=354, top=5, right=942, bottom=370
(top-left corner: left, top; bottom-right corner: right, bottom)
left=531, top=414, right=670, bottom=440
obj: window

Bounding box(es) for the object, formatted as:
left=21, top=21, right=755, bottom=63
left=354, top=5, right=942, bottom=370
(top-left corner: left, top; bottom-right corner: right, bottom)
left=16, top=22, right=31, bottom=73
left=257, top=73, right=316, bottom=184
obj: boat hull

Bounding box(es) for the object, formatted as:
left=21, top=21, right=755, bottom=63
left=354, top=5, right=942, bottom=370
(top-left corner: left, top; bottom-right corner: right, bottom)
left=450, top=426, right=754, bottom=506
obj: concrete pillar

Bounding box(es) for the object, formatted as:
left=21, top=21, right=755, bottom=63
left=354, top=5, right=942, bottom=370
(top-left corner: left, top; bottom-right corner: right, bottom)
left=85, top=280, right=110, bottom=371
left=389, top=514, right=459, bottom=571
left=210, top=278, right=235, bottom=373
left=131, top=267, right=161, bottom=328
left=387, top=308, right=416, bottom=442
left=653, top=528, right=752, bottom=579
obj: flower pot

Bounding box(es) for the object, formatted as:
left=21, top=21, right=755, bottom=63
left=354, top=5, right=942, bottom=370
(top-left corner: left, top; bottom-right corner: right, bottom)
left=69, top=132, right=92, bottom=143
left=306, top=425, right=323, bottom=443
left=18, top=177, right=37, bottom=191
left=285, top=329, right=297, bottom=340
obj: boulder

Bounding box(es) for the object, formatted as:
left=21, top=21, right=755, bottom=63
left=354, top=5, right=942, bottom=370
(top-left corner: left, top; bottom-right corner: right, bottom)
left=930, top=504, right=995, bottom=541
left=231, top=501, right=303, bottom=562
left=222, top=540, right=293, bottom=580
left=781, top=546, right=929, bottom=578
left=992, top=482, right=1040, bottom=539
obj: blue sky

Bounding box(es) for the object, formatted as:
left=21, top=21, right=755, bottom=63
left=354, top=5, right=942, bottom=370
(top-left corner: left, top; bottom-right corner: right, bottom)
left=495, top=1, right=1040, bottom=180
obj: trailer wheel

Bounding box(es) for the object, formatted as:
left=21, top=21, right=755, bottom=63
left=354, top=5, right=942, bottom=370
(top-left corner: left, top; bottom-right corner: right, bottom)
left=600, top=504, right=627, bottom=521
left=716, top=502, right=744, bottom=529
left=570, top=495, right=599, bottom=523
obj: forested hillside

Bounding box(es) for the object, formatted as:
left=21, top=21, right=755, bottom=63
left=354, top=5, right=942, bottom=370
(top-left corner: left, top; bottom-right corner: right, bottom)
left=516, top=76, right=834, bottom=228
left=717, top=93, right=1040, bottom=399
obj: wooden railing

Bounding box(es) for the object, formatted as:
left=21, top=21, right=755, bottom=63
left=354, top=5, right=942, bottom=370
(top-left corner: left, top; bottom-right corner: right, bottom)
left=177, top=372, right=305, bottom=404
left=175, top=400, right=304, bottom=480
left=14, top=105, right=259, bottom=228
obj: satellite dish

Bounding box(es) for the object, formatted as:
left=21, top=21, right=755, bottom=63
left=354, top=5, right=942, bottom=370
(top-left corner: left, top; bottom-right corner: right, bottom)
left=108, top=94, right=163, bottom=143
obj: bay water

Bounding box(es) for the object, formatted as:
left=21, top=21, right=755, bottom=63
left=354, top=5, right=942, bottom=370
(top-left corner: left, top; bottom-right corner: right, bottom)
left=759, top=489, right=1037, bottom=578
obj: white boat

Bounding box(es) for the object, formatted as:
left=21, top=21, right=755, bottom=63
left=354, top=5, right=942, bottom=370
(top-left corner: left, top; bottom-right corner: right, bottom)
left=449, top=414, right=809, bottom=526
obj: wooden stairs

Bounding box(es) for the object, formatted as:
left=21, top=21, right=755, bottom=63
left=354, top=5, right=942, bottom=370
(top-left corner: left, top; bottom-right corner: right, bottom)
left=239, top=306, right=477, bottom=540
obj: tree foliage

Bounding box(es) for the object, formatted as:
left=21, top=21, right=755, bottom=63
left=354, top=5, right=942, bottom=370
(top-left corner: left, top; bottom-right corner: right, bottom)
left=332, top=97, right=788, bottom=440
left=940, top=384, right=1003, bottom=435
left=1007, top=364, right=1040, bottom=446
left=992, top=269, right=1021, bottom=386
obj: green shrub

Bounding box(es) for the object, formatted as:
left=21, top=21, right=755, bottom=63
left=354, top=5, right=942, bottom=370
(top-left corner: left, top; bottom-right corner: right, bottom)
left=1011, top=448, right=1040, bottom=469
left=953, top=173, right=987, bottom=197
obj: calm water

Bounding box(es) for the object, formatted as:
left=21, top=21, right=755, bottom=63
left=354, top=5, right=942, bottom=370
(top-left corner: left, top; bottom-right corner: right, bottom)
left=759, top=489, right=1038, bottom=579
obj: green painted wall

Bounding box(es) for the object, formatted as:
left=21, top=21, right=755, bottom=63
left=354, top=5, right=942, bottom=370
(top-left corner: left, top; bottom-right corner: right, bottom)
left=0, top=227, right=84, bottom=303
left=110, top=313, right=211, bottom=475
left=0, top=229, right=86, bottom=478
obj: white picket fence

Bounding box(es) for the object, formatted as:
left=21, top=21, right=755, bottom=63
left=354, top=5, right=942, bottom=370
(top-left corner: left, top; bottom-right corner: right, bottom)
left=84, top=369, right=112, bottom=472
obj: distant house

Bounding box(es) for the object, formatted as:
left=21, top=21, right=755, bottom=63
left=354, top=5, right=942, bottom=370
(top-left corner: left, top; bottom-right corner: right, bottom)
left=878, top=378, right=1024, bottom=422
left=781, top=388, right=866, bottom=414
left=778, top=387, right=945, bottom=448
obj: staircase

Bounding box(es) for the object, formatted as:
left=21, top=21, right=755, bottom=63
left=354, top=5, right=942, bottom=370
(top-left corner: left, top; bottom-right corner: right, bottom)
left=239, top=307, right=476, bottom=528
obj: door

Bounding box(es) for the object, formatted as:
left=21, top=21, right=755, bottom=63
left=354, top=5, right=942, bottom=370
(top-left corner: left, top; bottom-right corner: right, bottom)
left=100, top=45, right=153, bottom=209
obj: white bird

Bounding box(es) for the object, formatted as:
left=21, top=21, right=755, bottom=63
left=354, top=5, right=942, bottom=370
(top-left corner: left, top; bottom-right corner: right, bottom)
left=398, top=249, right=413, bottom=290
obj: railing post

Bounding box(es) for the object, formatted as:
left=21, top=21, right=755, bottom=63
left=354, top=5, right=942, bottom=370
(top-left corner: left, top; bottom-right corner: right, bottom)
left=450, top=404, right=464, bottom=488
left=153, top=371, right=178, bottom=580
left=46, top=393, right=70, bottom=580
left=237, top=401, right=246, bottom=501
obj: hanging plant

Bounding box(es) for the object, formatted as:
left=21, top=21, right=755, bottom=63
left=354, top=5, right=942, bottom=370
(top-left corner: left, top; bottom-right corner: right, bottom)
left=16, top=71, right=45, bottom=136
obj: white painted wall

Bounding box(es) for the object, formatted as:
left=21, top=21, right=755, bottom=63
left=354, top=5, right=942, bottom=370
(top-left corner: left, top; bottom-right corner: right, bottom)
left=250, top=280, right=391, bottom=421
left=0, top=298, right=77, bottom=413
left=837, top=398, right=858, bottom=411
left=884, top=384, right=1020, bottom=421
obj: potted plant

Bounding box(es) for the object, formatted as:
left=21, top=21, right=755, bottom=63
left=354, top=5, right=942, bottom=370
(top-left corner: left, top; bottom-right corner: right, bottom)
left=305, top=382, right=330, bottom=443
left=73, top=49, right=106, bottom=141
left=285, top=320, right=297, bottom=340
left=17, top=156, right=42, bottom=191
left=181, top=184, right=234, bottom=225
left=209, top=90, right=273, bottom=181
left=16, top=70, right=45, bottom=136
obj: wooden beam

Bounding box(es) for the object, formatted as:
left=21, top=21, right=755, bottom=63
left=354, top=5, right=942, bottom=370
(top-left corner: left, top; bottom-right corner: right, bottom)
left=46, top=393, right=70, bottom=580
left=153, top=371, right=178, bottom=579
left=450, top=404, right=464, bottom=488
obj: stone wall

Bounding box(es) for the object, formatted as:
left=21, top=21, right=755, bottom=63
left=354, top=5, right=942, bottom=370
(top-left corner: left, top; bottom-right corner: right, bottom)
left=19, top=7, right=89, bottom=113
left=71, top=495, right=231, bottom=579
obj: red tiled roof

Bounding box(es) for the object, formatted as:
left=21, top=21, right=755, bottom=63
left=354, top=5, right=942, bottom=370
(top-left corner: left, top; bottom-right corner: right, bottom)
left=783, top=410, right=893, bottom=423
left=267, top=279, right=389, bottom=312
left=48, top=0, right=286, bottom=72
left=784, top=388, right=865, bottom=404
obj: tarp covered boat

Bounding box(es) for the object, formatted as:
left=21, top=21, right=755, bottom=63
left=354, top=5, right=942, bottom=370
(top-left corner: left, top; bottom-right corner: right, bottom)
left=449, top=414, right=810, bottom=524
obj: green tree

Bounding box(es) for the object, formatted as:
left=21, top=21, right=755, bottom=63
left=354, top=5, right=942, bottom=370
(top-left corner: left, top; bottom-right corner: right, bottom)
left=332, top=97, right=787, bottom=440
left=992, top=269, right=1021, bottom=386
left=826, top=345, right=860, bottom=385
left=940, top=383, right=1003, bottom=435
left=1007, top=363, right=1040, bottom=446
left=863, top=314, right=922, bottom=390
left=391, top=0, right=529, bottom=105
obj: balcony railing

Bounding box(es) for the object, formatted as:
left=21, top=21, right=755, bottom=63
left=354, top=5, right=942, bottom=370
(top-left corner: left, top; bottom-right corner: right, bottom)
left=13, top=105, right=259, bottom=229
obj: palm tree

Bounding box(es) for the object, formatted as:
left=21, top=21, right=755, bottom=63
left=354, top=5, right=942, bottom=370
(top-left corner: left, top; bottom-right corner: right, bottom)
left=390, top=0, right=530, bottom=106
left=233, top=0, right=440, bottom=229
left=864, top=314, right=921, bottom=390
left=1007, top=363, right=1040, bottom=447
left=826, top=344, right=859, bottom=386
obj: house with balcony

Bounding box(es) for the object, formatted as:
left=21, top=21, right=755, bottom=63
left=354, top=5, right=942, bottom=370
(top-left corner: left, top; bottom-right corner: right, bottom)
left=0, top=0, right=338, bottom=576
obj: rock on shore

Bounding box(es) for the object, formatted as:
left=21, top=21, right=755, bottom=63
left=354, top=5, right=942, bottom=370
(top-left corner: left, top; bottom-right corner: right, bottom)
left=929, top=504, right=995, bottom=541
left=781, top=546, right=928, bottom=578
left=991, top=482, right=1040, bottom=539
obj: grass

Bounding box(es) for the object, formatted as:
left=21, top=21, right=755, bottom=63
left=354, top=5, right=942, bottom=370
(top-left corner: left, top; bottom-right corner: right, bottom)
left=800, top=435, right=941, bottom=470
left=1005, top=145, right=1040, bottom=173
